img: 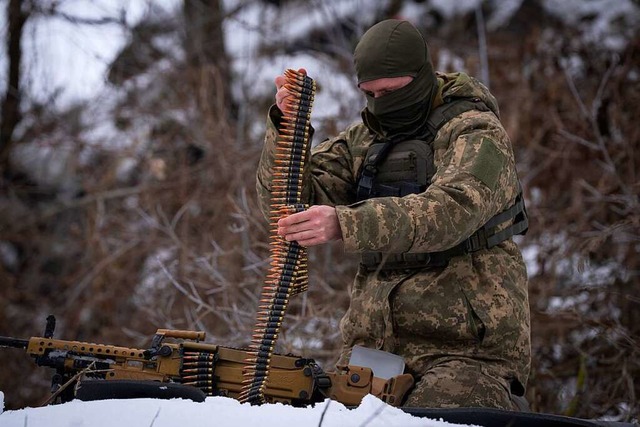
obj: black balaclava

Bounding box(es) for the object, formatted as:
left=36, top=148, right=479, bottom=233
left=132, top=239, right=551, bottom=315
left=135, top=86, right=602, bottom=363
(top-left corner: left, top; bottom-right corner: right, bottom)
left=354, top=19, right=438, bottom=141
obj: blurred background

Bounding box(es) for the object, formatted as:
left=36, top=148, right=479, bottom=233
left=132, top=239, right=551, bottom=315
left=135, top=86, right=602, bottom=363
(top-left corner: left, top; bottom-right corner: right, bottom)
left=0, top=0, right=638, bottom=421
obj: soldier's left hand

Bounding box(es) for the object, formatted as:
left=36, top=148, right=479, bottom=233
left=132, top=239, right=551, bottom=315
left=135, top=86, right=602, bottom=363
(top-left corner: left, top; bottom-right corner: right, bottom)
left=277, top=205, right=343, bottom=247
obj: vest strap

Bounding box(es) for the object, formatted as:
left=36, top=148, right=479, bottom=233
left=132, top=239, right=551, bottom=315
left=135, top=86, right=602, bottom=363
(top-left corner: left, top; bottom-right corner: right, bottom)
left=361, top=192, right=528, bottom=271
left=356, top=98, right=490, bottom=202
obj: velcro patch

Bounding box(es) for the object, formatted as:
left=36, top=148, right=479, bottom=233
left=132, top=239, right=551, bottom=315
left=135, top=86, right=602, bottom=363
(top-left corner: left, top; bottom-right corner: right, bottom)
left=470, top=138, right=504, bottom=190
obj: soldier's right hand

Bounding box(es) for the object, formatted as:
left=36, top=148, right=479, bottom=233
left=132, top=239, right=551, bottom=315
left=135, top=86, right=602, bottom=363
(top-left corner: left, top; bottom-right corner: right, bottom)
left=275, top=68, right=306, bottom=112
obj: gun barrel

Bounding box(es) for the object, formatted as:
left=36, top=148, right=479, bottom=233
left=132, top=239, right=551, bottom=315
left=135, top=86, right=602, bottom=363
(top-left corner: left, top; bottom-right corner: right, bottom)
left=0, top=336, right=29, bottom=349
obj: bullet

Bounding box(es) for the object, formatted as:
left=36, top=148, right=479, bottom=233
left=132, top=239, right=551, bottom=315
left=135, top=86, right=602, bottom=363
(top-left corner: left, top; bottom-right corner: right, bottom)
left=258, top=300, right=288, bottom=309
left=249, top=344, right=273, bottom=356
left=275, top=146, right=306, bottom=155
left=182, top=355, right=215, bottom=361
left=181, top=374, right=213, bottom=381
left=287, top=109, right=311, bottom=120
left=258, top=304, right=288, bottom=313
left=284, top=83, right=315, bottom=96
left=252, top=334, right=278, bottom=342
left=255, top=322, right=282, bottom=330
left=252, top=332, right=279, bottom=340
left=284, top=102, right=313, bottom=116
left=253, top=327, right=279, bottom=336
left=255, top=316, right=283, bottom=323
left=259, top=297, right=289, bottom=305
left=283, top=86, right=314, bottom=98
left=260, top=294, right=290, bottom=303
left=283, top=69, right=305, bottom=80
left=243, top=356, right=272, bottom=364
left=284, top=72, right=312, bottom=85
left=242, top=374, right=268, bottom=384
left=243, top=364, right=270, bottom=373
left=243, top=368, right=269, bottom=376
left=291, top=287, right=309, bottom=296
left=287, top=90, right=315, bottom=102
left=276, top=149, right=306, bottom=156
left=269, top=259, right=301, bottom=267
left=284, top=97, right=313, bottom=111
left=181, top=368, right=214, bottom=374
left=284, top=75, right=314, bottom=90
left=282, top=109, right=311, bottom=120
left=281, top=122, right=309, bottom=132
left=285, top=72, right=312, bottom=84
left=272, top=166, right=304, bottom=172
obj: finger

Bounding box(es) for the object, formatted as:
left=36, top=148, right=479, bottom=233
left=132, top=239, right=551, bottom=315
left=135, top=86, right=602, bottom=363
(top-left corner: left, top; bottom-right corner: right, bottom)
left=278, top=210, right=309, bottom=227
left=276, top=89, right=294, bottom=111
left=295, top=237, right=321, bottom=248
left=275, top=75, right=287, bottom=90
left=297, top=68, right=307, bottom=76
left=283, top=230, right=313, bottom=242
left=278, top=221, right=313, bottom=237
left=285, top=233, right=323, bottom=247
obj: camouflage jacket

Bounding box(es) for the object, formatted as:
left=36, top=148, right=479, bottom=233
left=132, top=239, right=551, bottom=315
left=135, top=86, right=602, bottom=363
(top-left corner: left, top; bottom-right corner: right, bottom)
left=256, top=72, right=531, bottom=391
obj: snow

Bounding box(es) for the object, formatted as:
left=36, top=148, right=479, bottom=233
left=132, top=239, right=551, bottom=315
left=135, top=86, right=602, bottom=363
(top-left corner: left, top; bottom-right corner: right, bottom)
left=543, top=0, right=639, bottom=51
left=24, top=1, right=181, bottom=104
left=430, top=0, right=482, bottom=19
left=0, top=392, right=474, bottom=427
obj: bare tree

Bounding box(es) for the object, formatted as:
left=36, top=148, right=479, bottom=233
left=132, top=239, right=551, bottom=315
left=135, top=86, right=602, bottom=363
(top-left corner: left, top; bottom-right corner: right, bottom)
left=0, top=0, right=30, bottom=171
left=183, top=0, right=237, bottom=129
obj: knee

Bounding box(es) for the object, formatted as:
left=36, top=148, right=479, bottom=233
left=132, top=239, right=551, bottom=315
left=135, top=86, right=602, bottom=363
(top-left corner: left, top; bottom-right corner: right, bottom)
left=403, top=360, right=516, bottom=410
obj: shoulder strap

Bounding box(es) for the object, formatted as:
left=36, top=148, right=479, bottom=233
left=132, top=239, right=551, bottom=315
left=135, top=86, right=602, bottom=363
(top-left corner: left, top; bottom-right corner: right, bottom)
left=424, top=97, right=491, bottom=141
left=356, top=139, right=395, bottom=201
left=356, top=98, right=489, bottom=201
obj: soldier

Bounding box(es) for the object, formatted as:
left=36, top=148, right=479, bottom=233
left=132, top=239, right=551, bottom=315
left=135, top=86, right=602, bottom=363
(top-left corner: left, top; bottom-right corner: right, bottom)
left=256, top=19, right=530, bottom=410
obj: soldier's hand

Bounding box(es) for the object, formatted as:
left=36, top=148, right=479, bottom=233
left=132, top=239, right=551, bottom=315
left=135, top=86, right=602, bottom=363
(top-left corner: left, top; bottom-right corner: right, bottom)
left=275, top=68, right=306, bottom=112
left=277, top=205, right=342, bottom=247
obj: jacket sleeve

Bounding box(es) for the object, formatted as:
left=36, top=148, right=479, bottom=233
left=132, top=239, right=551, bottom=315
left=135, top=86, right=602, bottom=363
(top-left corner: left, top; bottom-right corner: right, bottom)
left=335, top=109, right=521, bottom=253
left=256, top=105, right=364, bottom=221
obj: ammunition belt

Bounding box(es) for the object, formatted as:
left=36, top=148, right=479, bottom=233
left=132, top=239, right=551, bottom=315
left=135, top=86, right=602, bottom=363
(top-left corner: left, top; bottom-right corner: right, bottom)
left=180, top=350, right=218, bottom=395
left=239, top=70, right=315, bottom=405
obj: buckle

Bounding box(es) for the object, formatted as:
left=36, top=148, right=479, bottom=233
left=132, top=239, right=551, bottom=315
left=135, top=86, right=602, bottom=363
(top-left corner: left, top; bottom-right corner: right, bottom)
left=361, top=252, right=382, bottom=268
left=466, top=228, right=489, bottom=252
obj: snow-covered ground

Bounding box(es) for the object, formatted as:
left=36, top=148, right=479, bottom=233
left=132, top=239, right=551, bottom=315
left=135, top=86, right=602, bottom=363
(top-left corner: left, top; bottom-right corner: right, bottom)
left=0, top=392, right=474, bottom=427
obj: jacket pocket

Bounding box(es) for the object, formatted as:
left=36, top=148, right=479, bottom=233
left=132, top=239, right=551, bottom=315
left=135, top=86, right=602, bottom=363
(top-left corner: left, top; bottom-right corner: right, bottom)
left=461, top=290, right=486, bottom=344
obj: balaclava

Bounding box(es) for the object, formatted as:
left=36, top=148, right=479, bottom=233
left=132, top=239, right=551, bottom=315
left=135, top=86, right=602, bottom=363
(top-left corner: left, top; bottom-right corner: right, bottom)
left=354, top=19, right=438, bottom=140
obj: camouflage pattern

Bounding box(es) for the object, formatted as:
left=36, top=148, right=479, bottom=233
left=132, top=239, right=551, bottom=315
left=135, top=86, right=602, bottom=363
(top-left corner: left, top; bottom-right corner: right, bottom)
left=256, top=72, right=531, bottom=410
left=403, top=358, right=521, bottom=409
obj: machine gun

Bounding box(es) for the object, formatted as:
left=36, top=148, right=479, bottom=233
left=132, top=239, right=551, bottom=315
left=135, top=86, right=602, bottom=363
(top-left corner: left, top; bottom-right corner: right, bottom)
left=4, top=318, right=637, bottom=427
left=0, top=316, right=413, bottom=406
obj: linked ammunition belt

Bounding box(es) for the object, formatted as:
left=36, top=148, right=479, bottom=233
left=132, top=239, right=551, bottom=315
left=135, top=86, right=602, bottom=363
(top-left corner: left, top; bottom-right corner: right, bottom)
left=239, top=69, right=315, bottom=405
left=180, top=350, right=218, bottom=395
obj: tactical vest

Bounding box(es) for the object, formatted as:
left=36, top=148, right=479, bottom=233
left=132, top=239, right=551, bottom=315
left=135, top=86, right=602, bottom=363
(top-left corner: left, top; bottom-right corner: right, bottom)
left=356, top=98, right=529, bottom=270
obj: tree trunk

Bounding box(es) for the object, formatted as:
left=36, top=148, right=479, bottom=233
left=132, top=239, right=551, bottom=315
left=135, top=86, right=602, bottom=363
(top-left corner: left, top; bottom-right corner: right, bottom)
left=183, top=0, right=237, bottom=124
left=0, top=0, right=29, bottom=172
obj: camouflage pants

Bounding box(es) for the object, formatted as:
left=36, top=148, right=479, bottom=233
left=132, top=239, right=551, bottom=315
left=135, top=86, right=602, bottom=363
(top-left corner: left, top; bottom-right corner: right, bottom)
left=338, top=250, right=530, bottom=410
left=403, top=358, right=520, bottom=410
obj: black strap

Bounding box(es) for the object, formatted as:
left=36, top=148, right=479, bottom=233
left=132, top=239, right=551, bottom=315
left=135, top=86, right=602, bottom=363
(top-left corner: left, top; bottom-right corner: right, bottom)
left=484, top=192, right=528, bottom=248
left=305, top=360, right=332, bottom=402
left=424, top=97, right=489, bottom=140
left=361, top=192, right=529, bottom=271
left=356, top=98, right=489, bottom=202
left=356, top=138, right=396, bottom=201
